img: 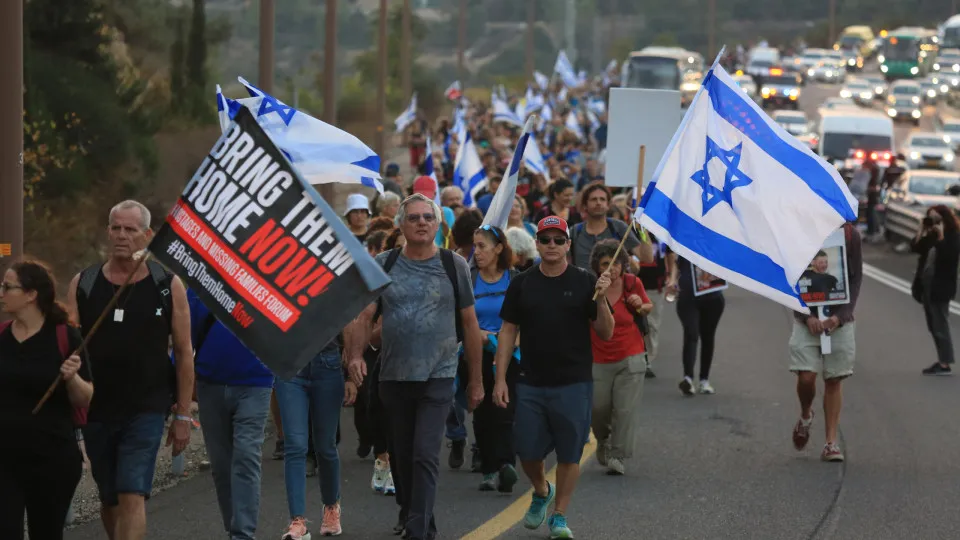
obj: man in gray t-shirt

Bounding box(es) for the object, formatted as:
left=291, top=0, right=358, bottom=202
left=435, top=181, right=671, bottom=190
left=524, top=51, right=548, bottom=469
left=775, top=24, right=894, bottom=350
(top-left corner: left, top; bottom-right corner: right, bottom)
left=374, top=247, right=475, bottom=382
left=345, top=194, right=483, bottom=540
left=569, top=183, right=643, bottom=269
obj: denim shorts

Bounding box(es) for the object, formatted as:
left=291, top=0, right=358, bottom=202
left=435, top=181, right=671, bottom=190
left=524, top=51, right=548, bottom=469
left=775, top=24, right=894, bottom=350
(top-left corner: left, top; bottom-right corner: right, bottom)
left=513, top=381, right=593, bottom=464
left=83, top=413, right=166, bottom=506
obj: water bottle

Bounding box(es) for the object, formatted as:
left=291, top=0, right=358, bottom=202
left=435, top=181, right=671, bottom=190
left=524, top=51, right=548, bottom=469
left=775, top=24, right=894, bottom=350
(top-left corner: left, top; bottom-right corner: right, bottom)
left=171, top=452, right=185, bottom=477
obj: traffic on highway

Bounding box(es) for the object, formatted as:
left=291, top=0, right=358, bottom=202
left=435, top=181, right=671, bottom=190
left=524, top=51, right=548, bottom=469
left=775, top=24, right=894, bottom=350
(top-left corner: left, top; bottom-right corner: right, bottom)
left=18, top=13, right=960, bottom=540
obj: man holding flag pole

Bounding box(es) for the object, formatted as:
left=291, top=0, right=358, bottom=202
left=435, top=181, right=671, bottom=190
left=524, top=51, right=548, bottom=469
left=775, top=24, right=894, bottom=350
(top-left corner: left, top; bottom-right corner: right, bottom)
left=635, top=47, right=860, bottom=457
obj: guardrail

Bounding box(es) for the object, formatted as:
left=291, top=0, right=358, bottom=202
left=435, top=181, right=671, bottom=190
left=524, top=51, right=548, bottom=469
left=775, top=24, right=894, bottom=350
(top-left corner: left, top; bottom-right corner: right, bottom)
left=884, top=200, right=925, bottom=241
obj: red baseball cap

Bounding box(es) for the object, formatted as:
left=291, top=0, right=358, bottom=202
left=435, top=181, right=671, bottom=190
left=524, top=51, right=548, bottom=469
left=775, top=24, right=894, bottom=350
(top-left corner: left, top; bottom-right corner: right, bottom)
left=412, top=176, right=437, bottom=200
left=537, top=216, right=569, bottom=236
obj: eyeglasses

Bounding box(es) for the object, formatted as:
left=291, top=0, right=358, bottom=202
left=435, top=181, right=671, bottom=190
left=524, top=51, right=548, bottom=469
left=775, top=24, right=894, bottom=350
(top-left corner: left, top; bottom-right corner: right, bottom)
left=405, top=213, right=437, bottom=223
left=537, top=236, right=568, bottom=246
left=477, top=224, right=501, bottom=241
left=0, top=282, right=23, bottom=293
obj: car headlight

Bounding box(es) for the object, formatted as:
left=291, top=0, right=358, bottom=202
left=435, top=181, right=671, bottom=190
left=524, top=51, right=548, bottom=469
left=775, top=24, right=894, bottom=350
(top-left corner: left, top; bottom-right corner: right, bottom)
left=929, top=90, right=937, bottom=97
left=861, top=92, right=873, bottom=99
left=888, top=108, right=897, bottom=116
left=848, top=58, right=856, bottom=65
left=954, top=64, right=960, bottom=72
left=912, top=109, right=922, bottom=118
left=910, top=151, right=921, bottom=160
left=840, top=89, right=852, bottom=98
left=912, top=96, right=920, bottom=104
left=881, top=65, right=889, bottom=73
left=911, top=66, right=920, bottom=75
left=807, top=68, right=815, bottom=76
left=935, top=63, right=942, bottom=70
left=876, top=86, right=884, bottom=94
left=826, top=70, right=834, bottom=77
left=761, top=87, right=771, bottom=97
left=943, top=85, right=950, bottom=93
left=789, top=88, right=799, bottom=97
left=878, top=54, right=885, bottom=63
left=946, top=153, right=955, bottom=162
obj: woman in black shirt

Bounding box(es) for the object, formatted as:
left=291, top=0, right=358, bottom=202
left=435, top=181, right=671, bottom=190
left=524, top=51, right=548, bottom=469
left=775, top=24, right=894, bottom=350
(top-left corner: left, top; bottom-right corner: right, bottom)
left=913, top=205, right=960, bottom=375
left=0, top=259, right=93, bottom=540
left=664, top=249, right=725, bottom=396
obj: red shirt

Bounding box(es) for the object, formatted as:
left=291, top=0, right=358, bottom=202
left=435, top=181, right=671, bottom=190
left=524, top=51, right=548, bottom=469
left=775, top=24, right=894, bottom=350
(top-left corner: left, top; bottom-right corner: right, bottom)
left=591, top=274, right=649, bottom=364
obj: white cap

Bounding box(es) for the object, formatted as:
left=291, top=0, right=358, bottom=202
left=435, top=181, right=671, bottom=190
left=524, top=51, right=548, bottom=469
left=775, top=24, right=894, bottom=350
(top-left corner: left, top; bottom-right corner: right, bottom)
left=344, top=193, right=370, bottom=216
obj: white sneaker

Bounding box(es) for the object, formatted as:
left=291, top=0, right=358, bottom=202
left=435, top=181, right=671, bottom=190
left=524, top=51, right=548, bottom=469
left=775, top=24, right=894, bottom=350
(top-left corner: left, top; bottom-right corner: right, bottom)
left=606, top=457, right=625, bottom=476
left=371, top=459, right=389, bottom=493
left=698, top=380, right=715, bottom=394
left=383, top=469, right=396, bottom=496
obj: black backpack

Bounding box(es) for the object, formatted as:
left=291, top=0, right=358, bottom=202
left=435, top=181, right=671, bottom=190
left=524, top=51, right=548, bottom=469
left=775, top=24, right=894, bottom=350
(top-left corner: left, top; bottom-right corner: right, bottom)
left=374, top=248, right=465, bottom=343
left=570, top=218, right=623, bottom=267
left=76, top=260, right=174, bottom=330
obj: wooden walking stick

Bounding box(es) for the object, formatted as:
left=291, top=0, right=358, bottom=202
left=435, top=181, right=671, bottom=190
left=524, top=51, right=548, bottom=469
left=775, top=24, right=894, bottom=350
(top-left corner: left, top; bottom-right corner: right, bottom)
left=593, top=145, right=646, bottom=300
left=32, top=250, right=153, bottom=414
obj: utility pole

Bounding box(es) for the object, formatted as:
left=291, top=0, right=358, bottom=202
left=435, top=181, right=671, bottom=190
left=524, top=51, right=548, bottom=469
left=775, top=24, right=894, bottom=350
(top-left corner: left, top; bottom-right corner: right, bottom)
left=258, top=0, right=275, bottom=94
left=526, top=0, right=535, bottom=79
left=457, top=0, right=466, bottom=80
left=828, top=0, right=836, bottom=47
left=708, top=0, right=716, bottom=60
left=0, top=0, right=23, bottom=263
left=376, top=0, right=388, bottom=158
left=566, top=0, right=577, bottom=63
left=323, top=0, right=337, bottom=123
left=608, top=0, right=617, bottom=55
left=401, top=0, right=412, bottom=100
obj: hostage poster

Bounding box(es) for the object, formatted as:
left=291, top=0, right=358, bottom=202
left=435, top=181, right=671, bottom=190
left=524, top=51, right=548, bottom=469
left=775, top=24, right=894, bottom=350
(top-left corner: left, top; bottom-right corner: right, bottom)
left=148, top=107, right=391, bottom=379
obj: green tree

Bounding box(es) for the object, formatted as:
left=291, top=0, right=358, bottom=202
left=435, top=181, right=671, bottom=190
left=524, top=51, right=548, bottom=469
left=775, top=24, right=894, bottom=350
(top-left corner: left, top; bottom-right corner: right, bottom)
left=187, top=0, right=208, bottom=90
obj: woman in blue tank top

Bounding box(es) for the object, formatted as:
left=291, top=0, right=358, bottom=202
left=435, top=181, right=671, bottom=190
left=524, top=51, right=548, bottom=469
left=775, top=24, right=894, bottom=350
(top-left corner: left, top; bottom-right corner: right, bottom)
left=470, top=225, right=522, bottom=493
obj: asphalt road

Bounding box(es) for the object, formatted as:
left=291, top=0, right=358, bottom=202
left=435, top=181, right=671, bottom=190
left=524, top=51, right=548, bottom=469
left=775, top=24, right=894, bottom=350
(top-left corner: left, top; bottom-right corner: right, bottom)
left=63, top=71, right=960, bottom=540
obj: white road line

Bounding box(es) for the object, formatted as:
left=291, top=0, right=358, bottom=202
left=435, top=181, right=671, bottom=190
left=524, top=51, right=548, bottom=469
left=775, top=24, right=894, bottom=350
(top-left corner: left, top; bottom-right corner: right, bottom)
left=862, top=262, right=960, bottom=316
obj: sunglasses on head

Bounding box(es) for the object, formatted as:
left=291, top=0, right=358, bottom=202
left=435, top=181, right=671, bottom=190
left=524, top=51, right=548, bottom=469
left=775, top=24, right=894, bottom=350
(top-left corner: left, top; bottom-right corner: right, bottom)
left=477, top=224, right=501, bottom=241
left=537, top=235, right=567, bottom=246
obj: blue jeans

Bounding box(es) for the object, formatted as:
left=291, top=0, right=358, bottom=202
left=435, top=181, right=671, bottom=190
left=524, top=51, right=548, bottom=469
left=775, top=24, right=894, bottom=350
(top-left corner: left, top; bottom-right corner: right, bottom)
left=445, top=400, right=467, bottom=442
left=83, top=413, right=166, bottom=506
left=196, top=382, right=271, bottom=540
left=275, top=348, right=344, bottom=517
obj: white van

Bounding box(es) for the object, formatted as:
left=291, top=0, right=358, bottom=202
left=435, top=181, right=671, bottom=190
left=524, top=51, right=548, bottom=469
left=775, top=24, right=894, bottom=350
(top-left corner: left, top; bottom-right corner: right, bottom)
left=818, top=109, right=895, bottom=173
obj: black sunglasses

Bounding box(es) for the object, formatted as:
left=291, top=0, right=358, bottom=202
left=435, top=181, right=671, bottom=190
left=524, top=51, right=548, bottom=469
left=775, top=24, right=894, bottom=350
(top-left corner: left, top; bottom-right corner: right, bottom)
left=537, top=236, right=568, bottom=246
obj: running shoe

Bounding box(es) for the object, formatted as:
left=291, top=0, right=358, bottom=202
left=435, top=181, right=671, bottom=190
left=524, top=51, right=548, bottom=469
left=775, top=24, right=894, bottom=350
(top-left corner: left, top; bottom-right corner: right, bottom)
left=523, top=482, right=555, bottom=529
left=548, top=513, right=574, bottom=539
left=821, top=442, right=844, bottom=462
left=319, top=504, right=341, bottom=536
left=792, top=412, right=814, bottom=451
left=281, top=517, right=311, bottom=540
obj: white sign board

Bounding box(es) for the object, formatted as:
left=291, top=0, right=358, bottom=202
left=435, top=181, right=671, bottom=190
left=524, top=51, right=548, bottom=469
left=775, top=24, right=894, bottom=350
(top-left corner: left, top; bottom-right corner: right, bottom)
left=605, top=88, right=682, bottom=189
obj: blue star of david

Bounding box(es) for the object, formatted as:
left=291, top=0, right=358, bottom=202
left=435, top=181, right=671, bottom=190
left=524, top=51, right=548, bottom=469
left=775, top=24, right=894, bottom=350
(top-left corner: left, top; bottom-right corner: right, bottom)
left=257, top=95, right=297, bottom=125
left=689, top=137, right=754, bottom=216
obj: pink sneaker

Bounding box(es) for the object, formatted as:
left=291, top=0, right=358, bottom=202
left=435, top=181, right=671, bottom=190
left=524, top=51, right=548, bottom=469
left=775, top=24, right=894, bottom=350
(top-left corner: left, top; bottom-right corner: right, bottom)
left=821, top=442, right=844, bottom=462
left=281, top=517, right=310, bottom=540
left=319, top=503, right=342, bottom=536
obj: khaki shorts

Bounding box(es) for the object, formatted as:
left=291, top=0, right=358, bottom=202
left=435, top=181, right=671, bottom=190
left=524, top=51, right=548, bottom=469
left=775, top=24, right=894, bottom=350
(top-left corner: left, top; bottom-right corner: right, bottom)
left=788, top=321, right=856, bottom=380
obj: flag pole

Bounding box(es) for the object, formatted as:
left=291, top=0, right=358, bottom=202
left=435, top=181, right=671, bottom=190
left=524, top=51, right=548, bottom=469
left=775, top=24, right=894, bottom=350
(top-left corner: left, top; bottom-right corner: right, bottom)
left=593, top=145, right=645, bottom=300
left=32, top=250, right=154, bottom=415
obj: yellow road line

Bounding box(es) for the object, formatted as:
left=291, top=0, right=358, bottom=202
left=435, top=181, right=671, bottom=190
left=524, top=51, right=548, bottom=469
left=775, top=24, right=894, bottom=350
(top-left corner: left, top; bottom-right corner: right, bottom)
left=460, top=436, right=598, bottom=540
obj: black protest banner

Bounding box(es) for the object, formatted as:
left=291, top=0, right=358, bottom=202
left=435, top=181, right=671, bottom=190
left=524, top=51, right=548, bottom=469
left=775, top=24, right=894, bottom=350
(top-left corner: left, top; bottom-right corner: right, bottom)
left=149, top=107, right=391, bottom=378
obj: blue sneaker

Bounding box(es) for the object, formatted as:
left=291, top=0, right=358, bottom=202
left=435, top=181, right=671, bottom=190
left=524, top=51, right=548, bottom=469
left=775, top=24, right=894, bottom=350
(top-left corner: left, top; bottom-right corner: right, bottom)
left=523, top=481, right=555, bottom=529
left=548, top=513, right=574, bottom=539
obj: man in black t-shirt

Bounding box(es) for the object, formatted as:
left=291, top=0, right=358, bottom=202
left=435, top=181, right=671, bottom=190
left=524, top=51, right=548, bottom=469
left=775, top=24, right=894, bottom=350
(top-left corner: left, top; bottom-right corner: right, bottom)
left=493, top=216, right=614, bottom=540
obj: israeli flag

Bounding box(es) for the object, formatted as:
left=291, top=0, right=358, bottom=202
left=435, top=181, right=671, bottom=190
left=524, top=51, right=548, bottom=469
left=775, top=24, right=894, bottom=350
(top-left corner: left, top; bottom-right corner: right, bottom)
left=394, top=93, right=418, bottom=133
left=554, top=51, right=580, bottom=88
left=451, top=109, right=468, bottom=144
left=534, top=71, right=550, bottom=91
left=453, top=133, right=487, bottom=207
left=525, top=87, right=545, bottom=114
left=523, top=136, right=550, bottom=182
left=483, top=117, right=537, bottom=229
left=565, top=111, right=585, bottom=141
left=420, top=137, right=443, bottom=206
left=636, top=52, right=857, bottom=313
left=216, top=78, right=382, bottom=192
left=492, top=95, right=524, bottom=127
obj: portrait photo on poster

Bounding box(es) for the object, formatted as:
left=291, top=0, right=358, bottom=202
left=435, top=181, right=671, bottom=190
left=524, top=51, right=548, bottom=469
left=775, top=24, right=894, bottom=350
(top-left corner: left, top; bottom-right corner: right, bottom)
left=692, top=264, right=728, bottom=296
left=797, top=228, right=850, bottom=307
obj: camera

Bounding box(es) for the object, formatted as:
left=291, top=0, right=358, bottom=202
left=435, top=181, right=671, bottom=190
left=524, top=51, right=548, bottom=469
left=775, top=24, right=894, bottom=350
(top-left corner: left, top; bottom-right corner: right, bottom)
left=923, top=216, right=934, bottom=228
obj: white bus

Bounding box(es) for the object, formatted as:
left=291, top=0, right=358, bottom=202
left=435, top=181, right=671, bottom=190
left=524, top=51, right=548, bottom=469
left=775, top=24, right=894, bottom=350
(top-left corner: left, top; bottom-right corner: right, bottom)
left=942, top=15, right=960, bottom=49
left=621, top=47, right=705, bottom=106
